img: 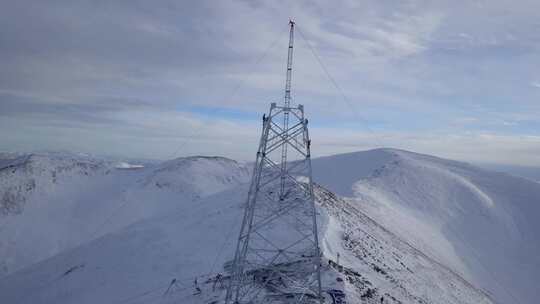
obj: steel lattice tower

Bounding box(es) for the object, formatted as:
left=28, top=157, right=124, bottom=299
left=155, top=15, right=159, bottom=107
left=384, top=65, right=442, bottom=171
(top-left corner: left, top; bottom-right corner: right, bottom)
left=225, top=21, right=323, bottom=304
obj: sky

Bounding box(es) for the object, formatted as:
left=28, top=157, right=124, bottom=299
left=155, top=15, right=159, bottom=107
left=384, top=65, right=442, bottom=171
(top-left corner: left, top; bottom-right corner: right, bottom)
left=1, top=0, right=540, bottom=166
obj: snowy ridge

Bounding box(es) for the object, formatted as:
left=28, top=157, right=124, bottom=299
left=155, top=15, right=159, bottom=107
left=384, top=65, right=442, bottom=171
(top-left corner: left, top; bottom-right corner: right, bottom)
left=316, top=186, right=492, bottom=304
left=0, top=179, right=493, bottom=304
left=0, top=149, right=535, bottom=303
left=0, top=153, right=249, bottom=277
left=142, top=156, right=250, bottom=199
left=0, top=152, right=114, bottom=216
left=312, top=148, right=540, bottom=304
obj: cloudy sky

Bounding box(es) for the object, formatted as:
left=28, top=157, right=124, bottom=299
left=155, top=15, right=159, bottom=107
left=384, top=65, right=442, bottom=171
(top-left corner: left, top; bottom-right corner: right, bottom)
left=1, top=0, right=540, bottom=165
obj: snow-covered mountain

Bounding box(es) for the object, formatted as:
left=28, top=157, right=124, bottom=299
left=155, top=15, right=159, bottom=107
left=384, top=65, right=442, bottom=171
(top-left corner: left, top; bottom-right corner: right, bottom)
left=0, top=178, right=492, bottom=304
left=0, top=152, right=114, bottom=216
left=0, top=152, right=250, bottom=277
left=141, top=156, right=250, bottom=199
left=0, top=148, right=536, bottom=303
left=312, top=148, right=540, bottom=304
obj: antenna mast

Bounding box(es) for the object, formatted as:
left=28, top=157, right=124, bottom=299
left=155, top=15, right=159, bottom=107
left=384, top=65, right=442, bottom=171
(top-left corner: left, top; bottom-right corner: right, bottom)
left=284, top=19, right=294, bottom=109
left=225, top=20, right=323, bottom=304
left=280, top=20, right=295, bottom=200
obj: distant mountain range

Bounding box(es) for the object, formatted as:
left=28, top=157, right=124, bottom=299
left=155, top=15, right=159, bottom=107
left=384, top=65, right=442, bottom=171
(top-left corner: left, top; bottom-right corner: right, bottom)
left=0, top=149, right=537, bottom=303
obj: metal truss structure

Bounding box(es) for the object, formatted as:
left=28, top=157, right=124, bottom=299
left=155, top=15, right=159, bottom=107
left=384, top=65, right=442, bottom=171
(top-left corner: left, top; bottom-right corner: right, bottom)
left=225, top=21, right=323, bottom=304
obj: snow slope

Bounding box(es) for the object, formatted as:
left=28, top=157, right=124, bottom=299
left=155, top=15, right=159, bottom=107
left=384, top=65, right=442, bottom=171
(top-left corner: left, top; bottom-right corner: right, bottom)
left=0, top=185, right=249, bottom=304
left=141, top=156, right=250, bottom=199
left=0, top=182, right=492, bottom=304
left=0, top=148, right=531, bottom=303
left=0, top=153, right=250, bottom=277
left=312, top=148, right=540, bottom=304
left=0, top=152, right=114, bottom=216
left=317, top=186, right=491, bottom=304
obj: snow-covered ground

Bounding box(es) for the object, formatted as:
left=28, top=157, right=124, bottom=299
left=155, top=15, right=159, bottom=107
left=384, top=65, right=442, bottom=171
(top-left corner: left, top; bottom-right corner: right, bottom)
left=0, top=152, right=249, bottom=277
left=312, top=148, right=540, bottom=304
left=0, top=177, right=491, bottom=304
left=0, top=148, right=536, bottom=303
left=317, top=186, right=491, bottom=304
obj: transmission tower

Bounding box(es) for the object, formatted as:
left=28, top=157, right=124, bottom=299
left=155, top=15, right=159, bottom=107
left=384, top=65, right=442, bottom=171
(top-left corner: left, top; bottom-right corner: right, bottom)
left=225, top=20, right=323, bottom=304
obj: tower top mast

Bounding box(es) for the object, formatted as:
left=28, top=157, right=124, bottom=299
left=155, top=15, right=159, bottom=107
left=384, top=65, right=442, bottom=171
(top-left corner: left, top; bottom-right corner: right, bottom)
left=279, top=20, right=295, bottom=199
left=284, top=19, right=295, bottom=108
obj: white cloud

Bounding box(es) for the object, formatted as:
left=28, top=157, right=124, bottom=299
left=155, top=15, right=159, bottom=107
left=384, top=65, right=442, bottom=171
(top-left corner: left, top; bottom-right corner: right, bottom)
left=1, top=0, right=539, bottom=168
left=3, top=103, right=539, bottom=167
